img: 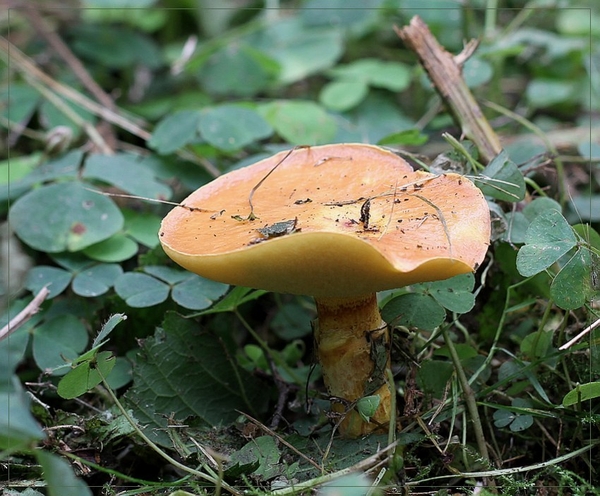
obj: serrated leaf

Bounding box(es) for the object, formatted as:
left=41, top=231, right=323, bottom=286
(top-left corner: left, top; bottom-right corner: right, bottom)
left=228, top=435, right=281, bottom=480
left=149, top=110, right=202, bottom=154
left=516, top=209, right=578, bottom=277
left=25, top=266, right=72, bottom=299
left=475, top=150, right=526, bottom=201
left=124, top=312, right=269, bottom=445
left=33, top=314, right=88, bottom=376
left=114, top=272, right=170, bottom=307
left=381, top=293, right=445, bottom=330
left=270, top=302, right=312, bottom=340
left=171, top=274, right=229, bottom=310
left=72, top=263, right=123, bottom=297
left=10, top=181, right=124, bottom=252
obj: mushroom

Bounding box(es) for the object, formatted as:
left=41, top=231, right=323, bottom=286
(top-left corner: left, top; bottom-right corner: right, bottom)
left=159, top=143, right=491, bottom=438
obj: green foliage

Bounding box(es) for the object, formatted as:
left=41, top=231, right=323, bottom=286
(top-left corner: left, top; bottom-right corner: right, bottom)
left=2, top=2, right=599, bottom=494
left=32, top=314, right=89, bottom=376
left=36, top=450, right=93, bottom=496
left=492, top=398, right=535, bottom=432
left=563, top=381, right=600, bottom=407
left=114, top=266, right=228, bottom=309
left=320, top=58, right=412, bottom=111
left=474, top=150, right=526, bottom=202
left=228, top=435, right=285, bottom=480
left=10, top=181, right=124, bottom=252
left=382, top=274, right=477, bottom=330
left=124, top=312, right=269, bottom=445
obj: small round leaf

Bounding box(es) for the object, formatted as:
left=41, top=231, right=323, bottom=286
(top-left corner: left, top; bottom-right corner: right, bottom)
left=114, top=272, right=169, bottom=307
left=259, top=100, right=336, bottom=145
left=198, top=105, right=273, bottom=152
left=171, top=274, right=229, bottom=310
left=33, top=314, right=88, bottom=376
left=356, top=395, right=381, bottom=422
left=319, top=80, right=368, bottom=112
left=425, top=273, right=476, bottom=314
left=381, top=293, right=445, bottom=330
left=72, top=263, right=123, bottom=297
left=83, top=233, right=138, bottom=262
left=25, top=266, right=72, bottom=299
left=149, top=110, right=202, bottom=154
left=551, top=248, right=597, bottom=310
left=10, top=181, right=123, bottom=253
left=516, top=209, right=577, bottom=277
left=123, top=209, right=161, bottom=248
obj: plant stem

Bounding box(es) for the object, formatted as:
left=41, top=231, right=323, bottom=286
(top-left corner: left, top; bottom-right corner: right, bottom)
left=99, top=375, right=241, bottom=496
left=270, top=440, right=399, bottom=496
left=440, top=326, right=489, bottom=461
left=484, top=0, right=498, bottom=39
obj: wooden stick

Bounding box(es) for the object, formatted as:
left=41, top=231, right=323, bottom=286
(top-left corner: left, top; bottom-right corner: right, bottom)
left=0, top=287, right=49, bottom=342
left=395, top=16, right=502, bottom=163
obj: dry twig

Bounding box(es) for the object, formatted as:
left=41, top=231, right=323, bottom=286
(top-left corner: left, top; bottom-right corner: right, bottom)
left=0, top=286, right=49, bottom=342
left=395, top=16, right=502, bottom=163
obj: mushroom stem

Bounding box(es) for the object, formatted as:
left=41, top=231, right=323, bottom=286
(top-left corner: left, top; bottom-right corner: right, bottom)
left=314, top=294, right=393, bottom=438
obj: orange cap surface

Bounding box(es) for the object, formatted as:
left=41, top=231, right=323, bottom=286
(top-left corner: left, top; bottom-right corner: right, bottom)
left=160, top=144, right=491, bottom=298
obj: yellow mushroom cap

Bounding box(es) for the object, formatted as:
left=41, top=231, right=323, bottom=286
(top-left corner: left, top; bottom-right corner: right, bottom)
left=159, top=144, right=491, bottom=298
